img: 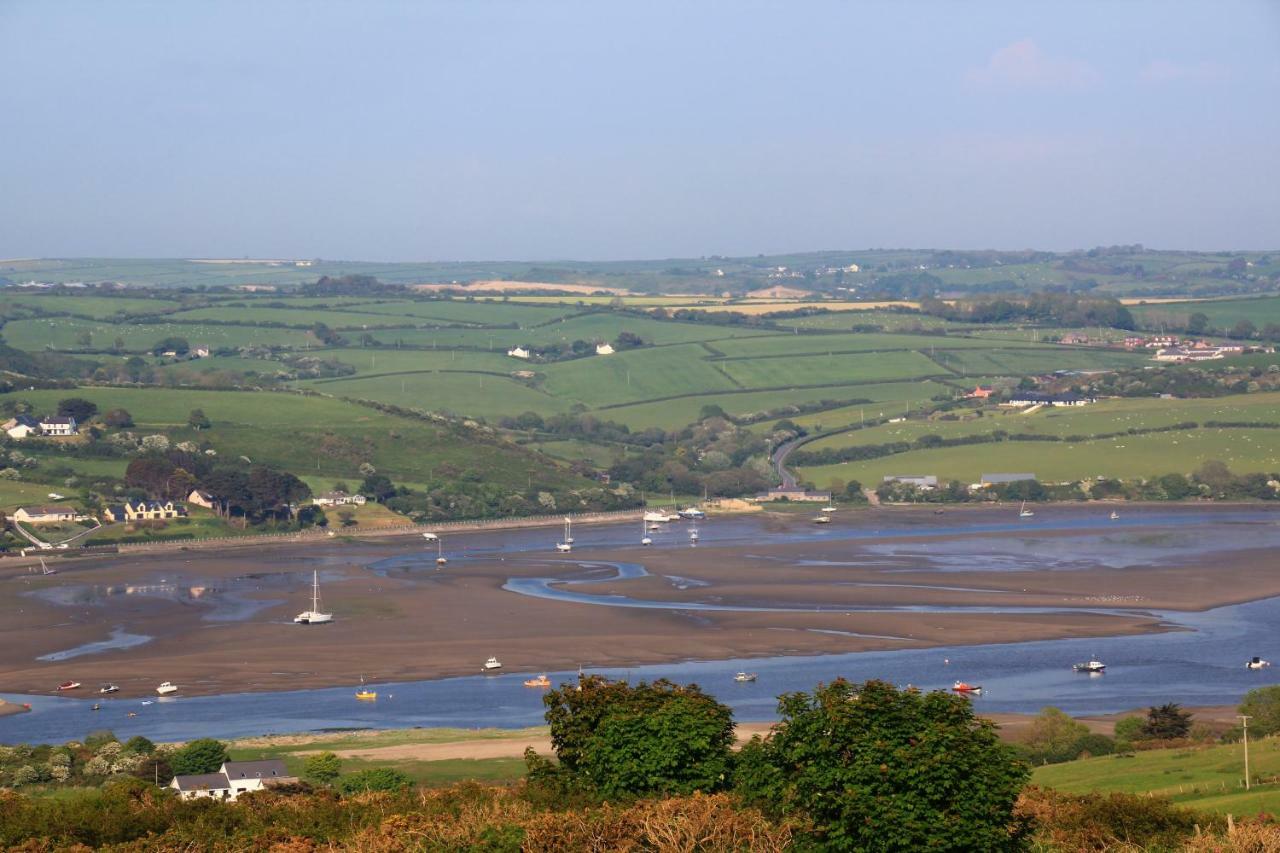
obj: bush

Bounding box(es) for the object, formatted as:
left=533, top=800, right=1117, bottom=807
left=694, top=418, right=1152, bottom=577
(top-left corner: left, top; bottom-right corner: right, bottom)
left=339, top=768, right=412, bottom=794
left=538, top=676, right=735, bottom=799
left=305, top=751, right=341, bottom=785
left=1018, top=785, right=1211, bottom=851
left=169, top=738, right=228, bottom=775
left=735, top=679, right=1029, bottom=851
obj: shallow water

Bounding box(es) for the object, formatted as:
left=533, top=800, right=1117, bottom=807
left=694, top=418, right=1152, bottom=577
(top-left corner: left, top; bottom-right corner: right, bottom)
left=5, top=506, right=1280, bottom=744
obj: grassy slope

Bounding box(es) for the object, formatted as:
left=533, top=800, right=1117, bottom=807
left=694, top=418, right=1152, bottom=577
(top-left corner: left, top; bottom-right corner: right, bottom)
left=8, top=388, right=588, bottom=496
left=1032, top=739, right=1280, bottom=815
left=1131, top=296, right=1280, bottom=330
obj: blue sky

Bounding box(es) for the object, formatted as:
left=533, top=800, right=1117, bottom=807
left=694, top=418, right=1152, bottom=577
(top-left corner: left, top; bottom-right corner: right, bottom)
left=2, top=1, right=1277, bottom=260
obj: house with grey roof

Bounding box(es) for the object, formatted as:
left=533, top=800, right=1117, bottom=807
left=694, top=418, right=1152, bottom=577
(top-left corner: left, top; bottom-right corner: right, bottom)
left=979, top=473, right=1037, bottom=486
left=170, top=759, right=295, bottom=801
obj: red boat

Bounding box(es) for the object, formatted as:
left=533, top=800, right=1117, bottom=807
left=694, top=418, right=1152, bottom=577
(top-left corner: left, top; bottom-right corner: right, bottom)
left=952, top=681, right=982, bottom=695
left=57, top=681, right=81, bottom=691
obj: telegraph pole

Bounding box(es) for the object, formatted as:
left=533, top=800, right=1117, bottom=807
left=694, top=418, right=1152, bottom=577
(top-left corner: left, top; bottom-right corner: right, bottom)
left=1240, top=714, right=1253, bottom=790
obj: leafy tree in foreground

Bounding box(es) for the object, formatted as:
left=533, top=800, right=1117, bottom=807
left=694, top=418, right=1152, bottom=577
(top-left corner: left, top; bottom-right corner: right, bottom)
left=169, top=738, right=229, bottom=775
left=1142, top=703, right=1193, bottom=740
left=537, top=675, right=735, bottom=799
left=102, top=407, right=134, bottom=428
left=304, top=751, right=341, bottom=785
left=338, top=767, right=411, bottom=794
left=187, top=408, right=211, bottom=430
left=735, top=679, right=1029, bottom=852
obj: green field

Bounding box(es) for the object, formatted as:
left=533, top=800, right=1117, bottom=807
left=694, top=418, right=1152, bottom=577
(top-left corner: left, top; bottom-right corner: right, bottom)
left=1033, top=739, right=1280, bottom=815
left=539, top=344, right=741, bottom=407
left=1, top=317, right=316, bottom=351
left=7, top=387, right=587, bottom=493
left=308, top=371, right=572, bottom=421
left=1131, top=296, right=1280, bottom=331
left=708, top=332, right=1040, bottom=358
left=800, top=427, right=1280, bottom=488
left=0, top=293, right=183, bottom=319
left=716, top=350, right=941, bottom=389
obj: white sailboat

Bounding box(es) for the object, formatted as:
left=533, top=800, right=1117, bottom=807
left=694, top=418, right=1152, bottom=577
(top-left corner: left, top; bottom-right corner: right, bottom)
left=689, top=527, right=699, bottom=542
left=294, top=570, right=333, bottom=624
left=641, top=515, right=652, bottom=546
left=1019, top=501, right=1034, bottom=518
left=436, top=537, right=448, bottom=566
left=556, top=518, right=572, bottom=552
left=564, top=516, right=574, bottom=544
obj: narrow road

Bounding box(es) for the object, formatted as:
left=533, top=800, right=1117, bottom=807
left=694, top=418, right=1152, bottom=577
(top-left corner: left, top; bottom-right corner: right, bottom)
left=770, top=435, right=807, bottom=489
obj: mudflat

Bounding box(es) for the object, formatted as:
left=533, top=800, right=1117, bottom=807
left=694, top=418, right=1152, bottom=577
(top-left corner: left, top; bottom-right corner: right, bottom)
left=2, top=504, right=1276, bottom=699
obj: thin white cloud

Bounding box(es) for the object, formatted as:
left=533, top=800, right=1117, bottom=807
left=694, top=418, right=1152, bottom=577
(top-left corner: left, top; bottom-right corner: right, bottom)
left=966, top=38, right=1100, bottom=92
left=1140, top=59, right=1229, bottom=83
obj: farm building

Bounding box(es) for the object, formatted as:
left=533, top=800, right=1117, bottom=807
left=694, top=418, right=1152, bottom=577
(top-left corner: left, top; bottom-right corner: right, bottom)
left=188, top=489, right=216, bottom=509
left=965, top=386, right=994, bottom=400
left=2, top=415, right=41, bottom=439
left=312, top=491, right=367, bottom=507
left=753, top=487, right=831, bottom=502
left=170, top=760, right=296, bottom=802
left=1004, top=393, right=1095, bottom=407
left=883, top=474, right=938, bottom=489
left=979, top=473, right=1037, bottom=487
left=506, top=346, right=531, bottom=359
left=595, top=343, right=615, bottom=355
left=37, top=416, right=78, bottom=436
left=13, top=506, right=80, bottom=524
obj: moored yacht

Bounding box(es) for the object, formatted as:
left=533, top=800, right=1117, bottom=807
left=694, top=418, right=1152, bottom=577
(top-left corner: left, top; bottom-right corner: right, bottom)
left=1247, top=656, right=1271, bottom=669
left=1072, top=660, right=1106, bottom=673
left=155, top=681, right=178, bottom=695
left=294, top=570, right=333, bottom=624
left=482, top=656, right=503, bottom=672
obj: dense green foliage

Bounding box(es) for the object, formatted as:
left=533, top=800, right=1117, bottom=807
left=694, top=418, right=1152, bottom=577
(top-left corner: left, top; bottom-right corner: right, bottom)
left=169, top=738, right=229, bottom=776
left=535, top=676, right=735, bottom=799
left=735, top=679, right=1030, bottom=851
left=304, top=751, right=341, bottom=785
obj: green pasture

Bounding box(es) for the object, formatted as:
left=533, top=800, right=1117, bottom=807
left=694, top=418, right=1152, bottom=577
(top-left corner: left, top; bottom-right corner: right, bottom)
left=319, top=347, right=518, bottom=377
left=0, top=294, right=181, bottom=319
left=799, top=393, right=1280, bottom=454
left=162, top=306, right=425, bottom=328
left=775, top=311, right=956, bottom=332
left=748, top=380, right=959, bottom=433
left=798, top=426, right=1280, bottom=488
left=538, top=344, right=740, bottom=407
left=0, top=480, right=70, bottom=512
left=1032, top=738, right=1280, bottom=816
left=931, top=347, right=1145, bottom=376
left=7, top=387, right=584, bottom=491
left=1, top=317, right=316, bottom=351
left=600, top=380, right=949, bottom=431
left=345, top=299, right=579, bottom=326
left=528, top=438, right=628, bottom=467
left=307, top=371, right=572, bottom=421
left=716, top=350, right=940, bottom=389
left=708, top=332, right=1040, bottom=359
left=1131, top=296, right=1280, bottom=330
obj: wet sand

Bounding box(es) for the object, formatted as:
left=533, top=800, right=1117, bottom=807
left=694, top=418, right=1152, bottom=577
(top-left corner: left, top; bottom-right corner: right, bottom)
left=2, top=504, right=1277, bottom=700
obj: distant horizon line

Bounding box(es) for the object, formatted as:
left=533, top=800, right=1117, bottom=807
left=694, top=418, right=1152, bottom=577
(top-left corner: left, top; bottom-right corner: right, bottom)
left=5, top=245, right=1278, bottom=267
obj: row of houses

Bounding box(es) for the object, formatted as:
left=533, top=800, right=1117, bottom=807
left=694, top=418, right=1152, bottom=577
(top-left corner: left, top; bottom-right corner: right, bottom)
left=3, top=415, right=78, bottom=440
left=883, top=473, right=1036, bottom=491
left=13, top=488, right=367, bottom=528
left=965, top=387, right=1096, bottom=407
left=1153, top=343, right=1247, bottom=362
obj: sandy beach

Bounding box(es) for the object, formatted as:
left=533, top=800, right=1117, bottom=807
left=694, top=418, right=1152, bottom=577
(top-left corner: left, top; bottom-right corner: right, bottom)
left=2, top=504, right=1277, bottom=701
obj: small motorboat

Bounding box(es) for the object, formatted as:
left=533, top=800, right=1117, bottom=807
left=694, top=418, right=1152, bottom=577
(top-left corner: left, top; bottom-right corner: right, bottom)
left=155, top=681, right=178, bottom=696
left=1072, top=660, right=1106, bottom=673
left=643, top=511, right=672, bottom=523
left=127, top=711, right=138, bottom=717
left=140, top=700, right=153, bottom=706
left=355, top=689, right=377, bottom=700
left=421, top=532, right=438, bottom=541
left=1247, top=656, right=1271, bottom=670
left=813, top=514, right=832, bottom=524
left=734, top=672, right=757, bottom=683
left=952, top=681, right=982, bottom=695
left=1109, top=511, right=1120, bottom=520
left=90, top=703, right=101, bottom=711
left=822, top=505, right=837, bottom=513
left=523, top=674, right=552, bottom=688
left=482, top=656, right=503, bottom=672
left=98, top=684, right=119, bottom=694
left=57, top=681, right=81, bottom=691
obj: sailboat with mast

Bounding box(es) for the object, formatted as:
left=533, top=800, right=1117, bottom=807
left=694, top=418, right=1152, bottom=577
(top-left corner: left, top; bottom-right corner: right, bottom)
left=1019, top=501, right=1034, bottom=518
left=436, top=537, right=448, bottom=566
left=641, top=515, right=652, bottom=546
left=294, top=571, right=333, bottom=624
left=556, top=517, right=572, bottom=552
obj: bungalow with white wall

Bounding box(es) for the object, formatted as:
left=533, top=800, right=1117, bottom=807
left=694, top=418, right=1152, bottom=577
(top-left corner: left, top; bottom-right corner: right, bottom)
left=312, top=491, right=367, bottom=507
left=13, top=506, right=80, bottom=524
left=170, top=760, right=296, bottom=801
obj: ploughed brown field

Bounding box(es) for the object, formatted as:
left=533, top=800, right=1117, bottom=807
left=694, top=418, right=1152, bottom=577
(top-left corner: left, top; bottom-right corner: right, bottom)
left=2, top=505, right=1276, bottom=699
